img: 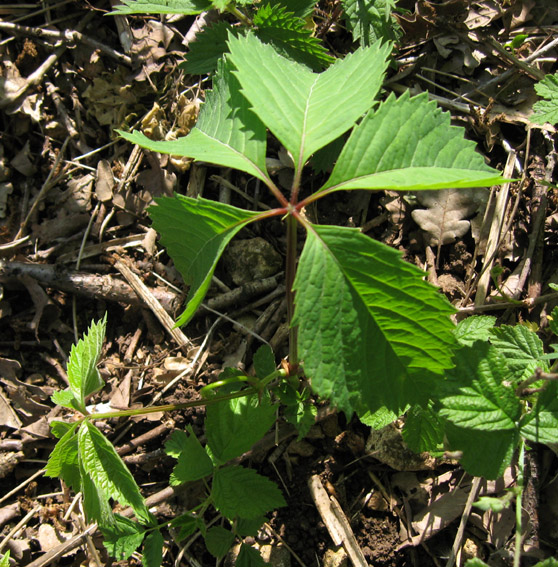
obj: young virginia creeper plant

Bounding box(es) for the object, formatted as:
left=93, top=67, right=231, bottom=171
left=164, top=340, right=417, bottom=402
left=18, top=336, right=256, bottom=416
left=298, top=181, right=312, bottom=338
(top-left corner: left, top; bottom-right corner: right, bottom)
left=44, top=26, right=558, bottom=567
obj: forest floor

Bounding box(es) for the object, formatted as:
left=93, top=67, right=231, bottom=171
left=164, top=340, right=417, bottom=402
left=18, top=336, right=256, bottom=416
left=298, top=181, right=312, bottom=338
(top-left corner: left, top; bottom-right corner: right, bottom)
left=1, top=1, right=558, bottom=566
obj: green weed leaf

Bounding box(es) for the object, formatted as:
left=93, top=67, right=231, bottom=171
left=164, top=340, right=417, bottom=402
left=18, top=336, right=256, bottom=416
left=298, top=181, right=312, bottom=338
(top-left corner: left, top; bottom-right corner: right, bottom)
left=253, top=344, right=276, bottom=379
left=359, top=406, right=399, bottom=429
left=402, top=404, right=444, bottom=453
left=65, top=314, right=107, bottom=413
left=254, top=4, right=333, bottom=71
left=235, top=516, right=266, bottom=537
left=119, top=58, right=269, bottom=183
left=261, top=0, right=315, bottom=18
left=142, top=530, right=164, bottom=567
left=236, top=544, right=268, bottom=567
left=166, top=428, right=214, bottom=485
left=341, top=0, right=400, bottom=45
left=0, top=551, right=9, bottom=567
left=170, top=513, right=205, bottom=541
left=79, top=422, right=151, bottom=523
left=206, top=393, right=276, bottom=464
left=227, top=33, right=390, bottom=175
left=148, top=195, right=260, bottom=325
left=489, top=324, right=548, bottom=383
left=212, top=465, right=285, bottom=519
left=464, top=559, right=490, bottom=567
left=440, top=342, right=521, bottom=431
left=521, top=382, right=558, bottom=445
left=45, top=422, right=81, bottom=492
left=51, top=389, right=82, bottom=412
left=293, top=225, right=456, bottom=415
left=454, top=315, right=496, bottom=346
left=109, top=0, right=211, bottom=15
left=80, top=456, right=115, bottom=526
left=531, top=73, right=558, bottom=125
left=181, top=22, right=236, bottom=75
left=101, top=515, right=146, bottom=560
left=321, top=92, right=504, bottom=193
left=205, top=526, right=235, bottom=558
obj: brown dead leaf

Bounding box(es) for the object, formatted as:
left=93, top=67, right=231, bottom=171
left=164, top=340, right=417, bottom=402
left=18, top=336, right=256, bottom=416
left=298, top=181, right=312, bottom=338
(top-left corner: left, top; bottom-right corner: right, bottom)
left=95, top=159, right=115, bottom=202
left=0, top=388, right=22, bottom=429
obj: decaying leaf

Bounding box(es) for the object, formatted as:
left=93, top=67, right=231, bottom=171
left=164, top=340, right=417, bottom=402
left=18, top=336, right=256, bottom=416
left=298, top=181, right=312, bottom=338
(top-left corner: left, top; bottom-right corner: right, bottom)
left=411, top=188, right=488, bottom=247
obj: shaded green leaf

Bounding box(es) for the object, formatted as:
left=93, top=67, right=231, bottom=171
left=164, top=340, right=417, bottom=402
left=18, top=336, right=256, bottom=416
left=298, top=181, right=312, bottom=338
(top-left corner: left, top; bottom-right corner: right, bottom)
left=440, top=342, right=521, bottom=430
left=235, top=516, right=266, bottom=537
left=453, top=315, right=496, bottom=346
left=321, top=91, right=504, bottom=193
left=142, top=530, right=164, bottom=567
left=205, top=526, right=235, bottom=558
left=119, top=58, right=269, bottom=183
left=206, top=393, right=276, bottom=464
left=50, top=420, right=76, bottom=439
left=402, top=404, right=444, bottom=453
left=170, top=513, right=205, bottom=541
left=521, top=382, right=558, bottom=445
left=489, top=324, right=548, bottom=383
left=228, top=33, right=390, bottom=175
left=66, top=315, right=107, bottom=412
left=148, top=195, right=260, bottom=325
left=464, top=559, right=490, bottom=567
left=254, top=4, right=333, bottom=71
left=531, top=73, right=558, bottom=125
left=236, top=544, right=268, bottom=567
left=101, top=515, right=146, bottom=561
left=261, top=0, right=315, bottom=18
left=212, top=465, right=285, bottom=520
left=253, top=344, right=276, bottom=379
left=341, top=0, right=401, bottom=45
left=166, top=427, right=214, bottom=485
left=293, top=225, right=456, bottom=415
left=79, top=422, right=150, bottom=523
left=181, top=22, right=236, bottom=75
left=45, top=422, right=81, bottom=492
left=109, top=0, right=211, bottom=15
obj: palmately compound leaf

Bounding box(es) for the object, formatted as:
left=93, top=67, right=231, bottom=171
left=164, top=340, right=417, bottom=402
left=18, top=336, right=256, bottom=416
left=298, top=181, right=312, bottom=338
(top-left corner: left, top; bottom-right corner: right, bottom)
left=521, top=382, right=558, bottom=445
left=108, top=0, right=211, bottom=15
left=440, top=342, right=521, bottom=431
left=254, top=4, right=333, bottom=71
left=79, top=422, right=151, bottom=524
left=320, top=91, right=504, bottom=194
left=66, top=314, right=107, bottom=412
left=101, top=515, right=146, bottom=561
left=489, top=324, right=548, bottom=383
left=119, top=58, right=270, bottom=184
left=293, top=225, right=456, bottom=415
left=206, top=393, right=276, bottom=464
left=227, top=33, right=390, bottom=176
left=45, top=422, right=81, bottom=492
left=212, top=465, right=285, bottom=520
left=341, top=0, right=401, bottom=45
left=166, top=428, right=214, bottom=485
left=149, top=195, right=260, bottom=326
left=531, top=73, right=558, bottom=125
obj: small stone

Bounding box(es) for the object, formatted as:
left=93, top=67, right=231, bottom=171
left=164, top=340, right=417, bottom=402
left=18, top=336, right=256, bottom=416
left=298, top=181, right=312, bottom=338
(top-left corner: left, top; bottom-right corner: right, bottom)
left=323, top=546, right=349, bottom=567
left=222, top=237, right=282, bottom=286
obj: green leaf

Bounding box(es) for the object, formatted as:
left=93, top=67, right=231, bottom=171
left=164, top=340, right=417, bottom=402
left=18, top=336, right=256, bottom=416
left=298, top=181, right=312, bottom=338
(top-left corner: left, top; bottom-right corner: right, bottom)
left=533, top=559, right=558, bottom=567
left=359, top=406, right=399, bottom=429
left=321, top=91, right=504, bottom=193
left=235, top=516, right=266, bottom=537
left=236, top=544, right=268, bottom=567
left=109, top=0, right=211, bottom=15
left=80, top=456, right=115, bottom=526
left=142, top=530, right=164, bottom=567
left=0, top=551, right=9, bottom=567
left=79, top=422, right=151, bottom=523
left=453, top=315, right=496, bottom=346
left=148, top=195, right=260, bottom=325
left=445, top=422, right=517, bottom=479
left=66, top=315, right=107, bottom=412
left=402, top=404, right=444, bottom=453
left=181, top=22, right=235, bottom=75
left=260, top=0, right=315, bottom=18
left=548, top=306, right=558, bottom=335
left=51, top=389, right=81, bottom=411
left=464, top=559, right=490, bottom=567
left=440, top=342, right=521, bottom=431
left=50, top=420, right=76, bottom=439
left=489, top=324, right=548, bottom=383
left=473, top=492, right=514, bottom=512
left=170, top=513, right=205, bottom=541
left=206, top=393, right=276, bottom=464
left=531, top=73, right=558, bottom=125
left=254, top=4, right=333, bottom=71
left=212, top=465, right=285, bottom=520
left=341, top=0, right=401, bottom=45
left=253, top=344, right=276, bottom=379
left=101, top=515, right=146, bottom=560
left=521, top=382, right=558, bottom=445
left=166, top=427, right=214, bottom=485
left=119, top=58, right=269, bottom=183
left=293, top=225, right=456, bottom=415
left=227, top=33, right=390, bottom=175
left=205, top=526, right=235, bottom=558
left=45, top=422, right=81, bottom=492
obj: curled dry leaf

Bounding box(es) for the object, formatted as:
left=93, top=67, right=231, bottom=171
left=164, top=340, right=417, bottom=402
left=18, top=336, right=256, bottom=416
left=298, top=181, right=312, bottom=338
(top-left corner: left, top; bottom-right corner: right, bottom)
left=411, top=188, right=488, bottom=247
